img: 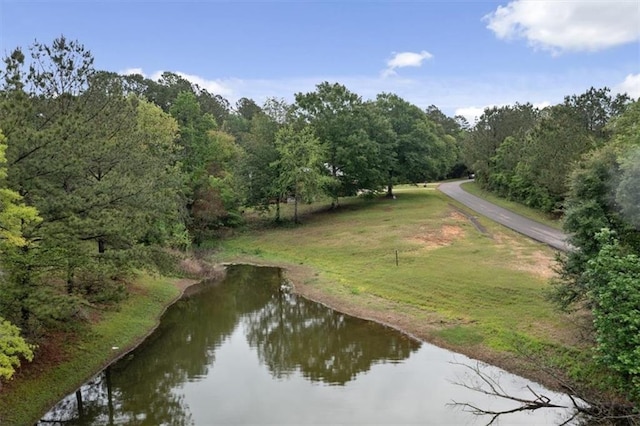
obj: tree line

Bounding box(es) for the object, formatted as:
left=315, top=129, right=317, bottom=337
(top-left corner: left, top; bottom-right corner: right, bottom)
left=463, top=90, right=640, bottom=409
left=1, top=36, right=638, bottom=411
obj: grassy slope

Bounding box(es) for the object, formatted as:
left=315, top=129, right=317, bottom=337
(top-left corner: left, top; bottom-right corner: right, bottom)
left=0, top=273, right=182, bottom=426
left=215, top=186, right=586, bottom=382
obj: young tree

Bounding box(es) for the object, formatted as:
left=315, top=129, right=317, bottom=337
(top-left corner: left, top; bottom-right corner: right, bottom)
left=272, top=126, right=330, bottom=223
left=0, top=131, right=42, bottom=364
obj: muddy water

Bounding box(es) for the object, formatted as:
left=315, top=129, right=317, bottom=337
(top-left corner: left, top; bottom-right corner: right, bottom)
left=40, top=265, right=574, bottom=425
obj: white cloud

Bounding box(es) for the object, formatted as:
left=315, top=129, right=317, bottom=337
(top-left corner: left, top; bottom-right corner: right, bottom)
left=118, top=68, right=234, bottom=97
left=172, top=71, right=234, bottom=97
left=382, top=51, right=433, bottom=77
left=533, top=101, right=551, bottom=110
left=454, top=106, right=487, bottom=126
left=616, top=73, right=640, bottom=99
left=455, top=101, right=551, bottom=126
left=484, top=1, right=640, bottom=54
left=120, top=67, right=145, bottom=76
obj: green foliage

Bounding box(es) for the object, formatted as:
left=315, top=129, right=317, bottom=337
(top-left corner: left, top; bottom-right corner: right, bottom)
left=0, top=130, right=41, bottom=247
left=584, top=229, right=640, bottom=402
left=462, top=103, right=538, bottom=186
left=0, top=317, right=34, bottom=381
left=554, top=101, right=640, bottom=309
left=374, top=94, right=456, bottom=196
left=0, top=273, right=181, bottom=425
left=272, top=125, right=332, bottom=223
left=295, top=82, right=382, bottom=203
left=465, top=89, right=631, bottom=213
left=0, top=38, right=191, bottom=331
left=616, top=148, right=640, bottom=229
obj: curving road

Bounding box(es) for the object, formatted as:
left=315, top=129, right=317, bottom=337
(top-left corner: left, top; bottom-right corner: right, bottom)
left=438, top=180, right=571, bottom=252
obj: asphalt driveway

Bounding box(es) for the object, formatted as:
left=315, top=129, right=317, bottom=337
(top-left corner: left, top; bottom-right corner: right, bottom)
left=438, top=180, right=571, bottom=252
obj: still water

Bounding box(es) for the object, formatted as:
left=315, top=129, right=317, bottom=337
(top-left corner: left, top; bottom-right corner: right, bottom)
left=41, top=265, right=574, bottom=425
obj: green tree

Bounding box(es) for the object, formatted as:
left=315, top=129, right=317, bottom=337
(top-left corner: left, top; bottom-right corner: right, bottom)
left=235, top=97, right=262, bottom=121
left=295, top=82, right=380, bottom=206
left=461, top=103, right=538, bottom=187
left=0, top=318, right=34, bottom=382
left=425, top=105, right=468, bottom=178
left=272, top=126, right=330, bottom=223
left=375, top=94, right=454, bottom=196
left=241, top=111, right=282, bottom=217
left=583, top=229, right=640, bottom=403
left=0, top=38, right=187, bottom=326
left=617, top=148, right=640, bottom=228
left=0, top=130, right=37, bottom=376
left=554, top=100, right=640, bottom=309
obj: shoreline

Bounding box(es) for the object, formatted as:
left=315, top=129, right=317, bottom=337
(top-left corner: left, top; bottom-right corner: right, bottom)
left=28, top=258, right=562, bottom=424
left=218, top=256, right=568, bottom=395
left=8, top=273, right=211, bottom=425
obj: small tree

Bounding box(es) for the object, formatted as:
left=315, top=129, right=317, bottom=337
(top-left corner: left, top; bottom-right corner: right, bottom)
left=272, top=126, right=330, bottom=224
left=0, top=130, right=36, bottom=378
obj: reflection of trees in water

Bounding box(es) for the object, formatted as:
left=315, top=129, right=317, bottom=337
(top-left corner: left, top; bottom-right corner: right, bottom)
left=40, top=265, right=281, bottom=425
left=40, top=265, right=420, bottom=424
left=244, top=289, right=421, bottom=385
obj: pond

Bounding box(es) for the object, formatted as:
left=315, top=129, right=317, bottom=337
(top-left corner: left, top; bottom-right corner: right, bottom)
left=40, top=265, right=574, bottom=425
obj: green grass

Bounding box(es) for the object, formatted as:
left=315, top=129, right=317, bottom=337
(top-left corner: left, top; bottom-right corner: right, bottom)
left=460, top=181, right=564, bottom=230
left=0, top=273, right=181, bottom=426
left=215, top=186, right=577, bottom=359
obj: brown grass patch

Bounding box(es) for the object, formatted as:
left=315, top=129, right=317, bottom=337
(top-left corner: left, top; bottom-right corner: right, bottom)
left=409, top=211, right=467, bottom=249
left=491, top=232, right=557, bottom=279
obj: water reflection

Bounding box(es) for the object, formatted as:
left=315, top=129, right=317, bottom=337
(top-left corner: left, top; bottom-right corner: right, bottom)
left=40, top=265, right=419, bottom=424
left=41, top=265, right=572, bottom=425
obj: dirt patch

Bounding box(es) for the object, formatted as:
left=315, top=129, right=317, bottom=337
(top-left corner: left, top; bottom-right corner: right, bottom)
left=410, top=211, right=466, bottom=249
left=513, top=249, right=557, bottom=279
left=494, top=233, right=557, bottom=279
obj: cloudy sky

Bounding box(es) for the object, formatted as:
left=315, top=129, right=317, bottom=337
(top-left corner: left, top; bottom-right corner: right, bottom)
left=1, top=0, right=638, bottom=123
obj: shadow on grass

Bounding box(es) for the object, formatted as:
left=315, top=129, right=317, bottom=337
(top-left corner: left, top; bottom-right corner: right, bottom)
left=244, top=190, right=438, bottom=230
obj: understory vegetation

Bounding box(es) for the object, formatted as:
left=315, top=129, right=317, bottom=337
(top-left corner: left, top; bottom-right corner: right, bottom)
left=0, top=36, right=638, bottom=423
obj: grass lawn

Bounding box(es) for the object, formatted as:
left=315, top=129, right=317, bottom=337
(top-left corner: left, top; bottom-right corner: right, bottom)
left=460, top=181, right=564, bottom=230
left=0, top=273, right=184, bottom=426
left=214, top=185, right=588, bottom=387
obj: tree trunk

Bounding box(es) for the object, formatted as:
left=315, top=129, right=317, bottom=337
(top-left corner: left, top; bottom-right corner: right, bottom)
left=66, top=261, right=74, bottom=294
left=76, top=389, right=84, bottom=420
left=294, top=196, right=299, bottom=224
left=106, top=366, right=115, bottom=424
left=98, top=238, right=106, bottom=254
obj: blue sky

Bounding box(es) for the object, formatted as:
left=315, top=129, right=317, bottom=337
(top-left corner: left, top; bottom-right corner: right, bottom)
left=1, top=0, right=639, bottom=123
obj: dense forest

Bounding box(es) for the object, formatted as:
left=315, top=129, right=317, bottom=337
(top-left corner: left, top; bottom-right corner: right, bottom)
left=0, top=37, right=639, bottom=409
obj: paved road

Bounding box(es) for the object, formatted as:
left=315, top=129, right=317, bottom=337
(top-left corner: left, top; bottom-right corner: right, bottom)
left=438, top=180, right=571, bottom=252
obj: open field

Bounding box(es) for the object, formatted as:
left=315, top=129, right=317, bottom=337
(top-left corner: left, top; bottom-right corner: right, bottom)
left=214, top=185, right=591, bottom=389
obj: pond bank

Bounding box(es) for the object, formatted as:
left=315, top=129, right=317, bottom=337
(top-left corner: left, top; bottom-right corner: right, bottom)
left=7, top=254, right=566, bottom=425
left=220, top=256, right=571, bottom=396
left=0, top=269, right=220, bottom=426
